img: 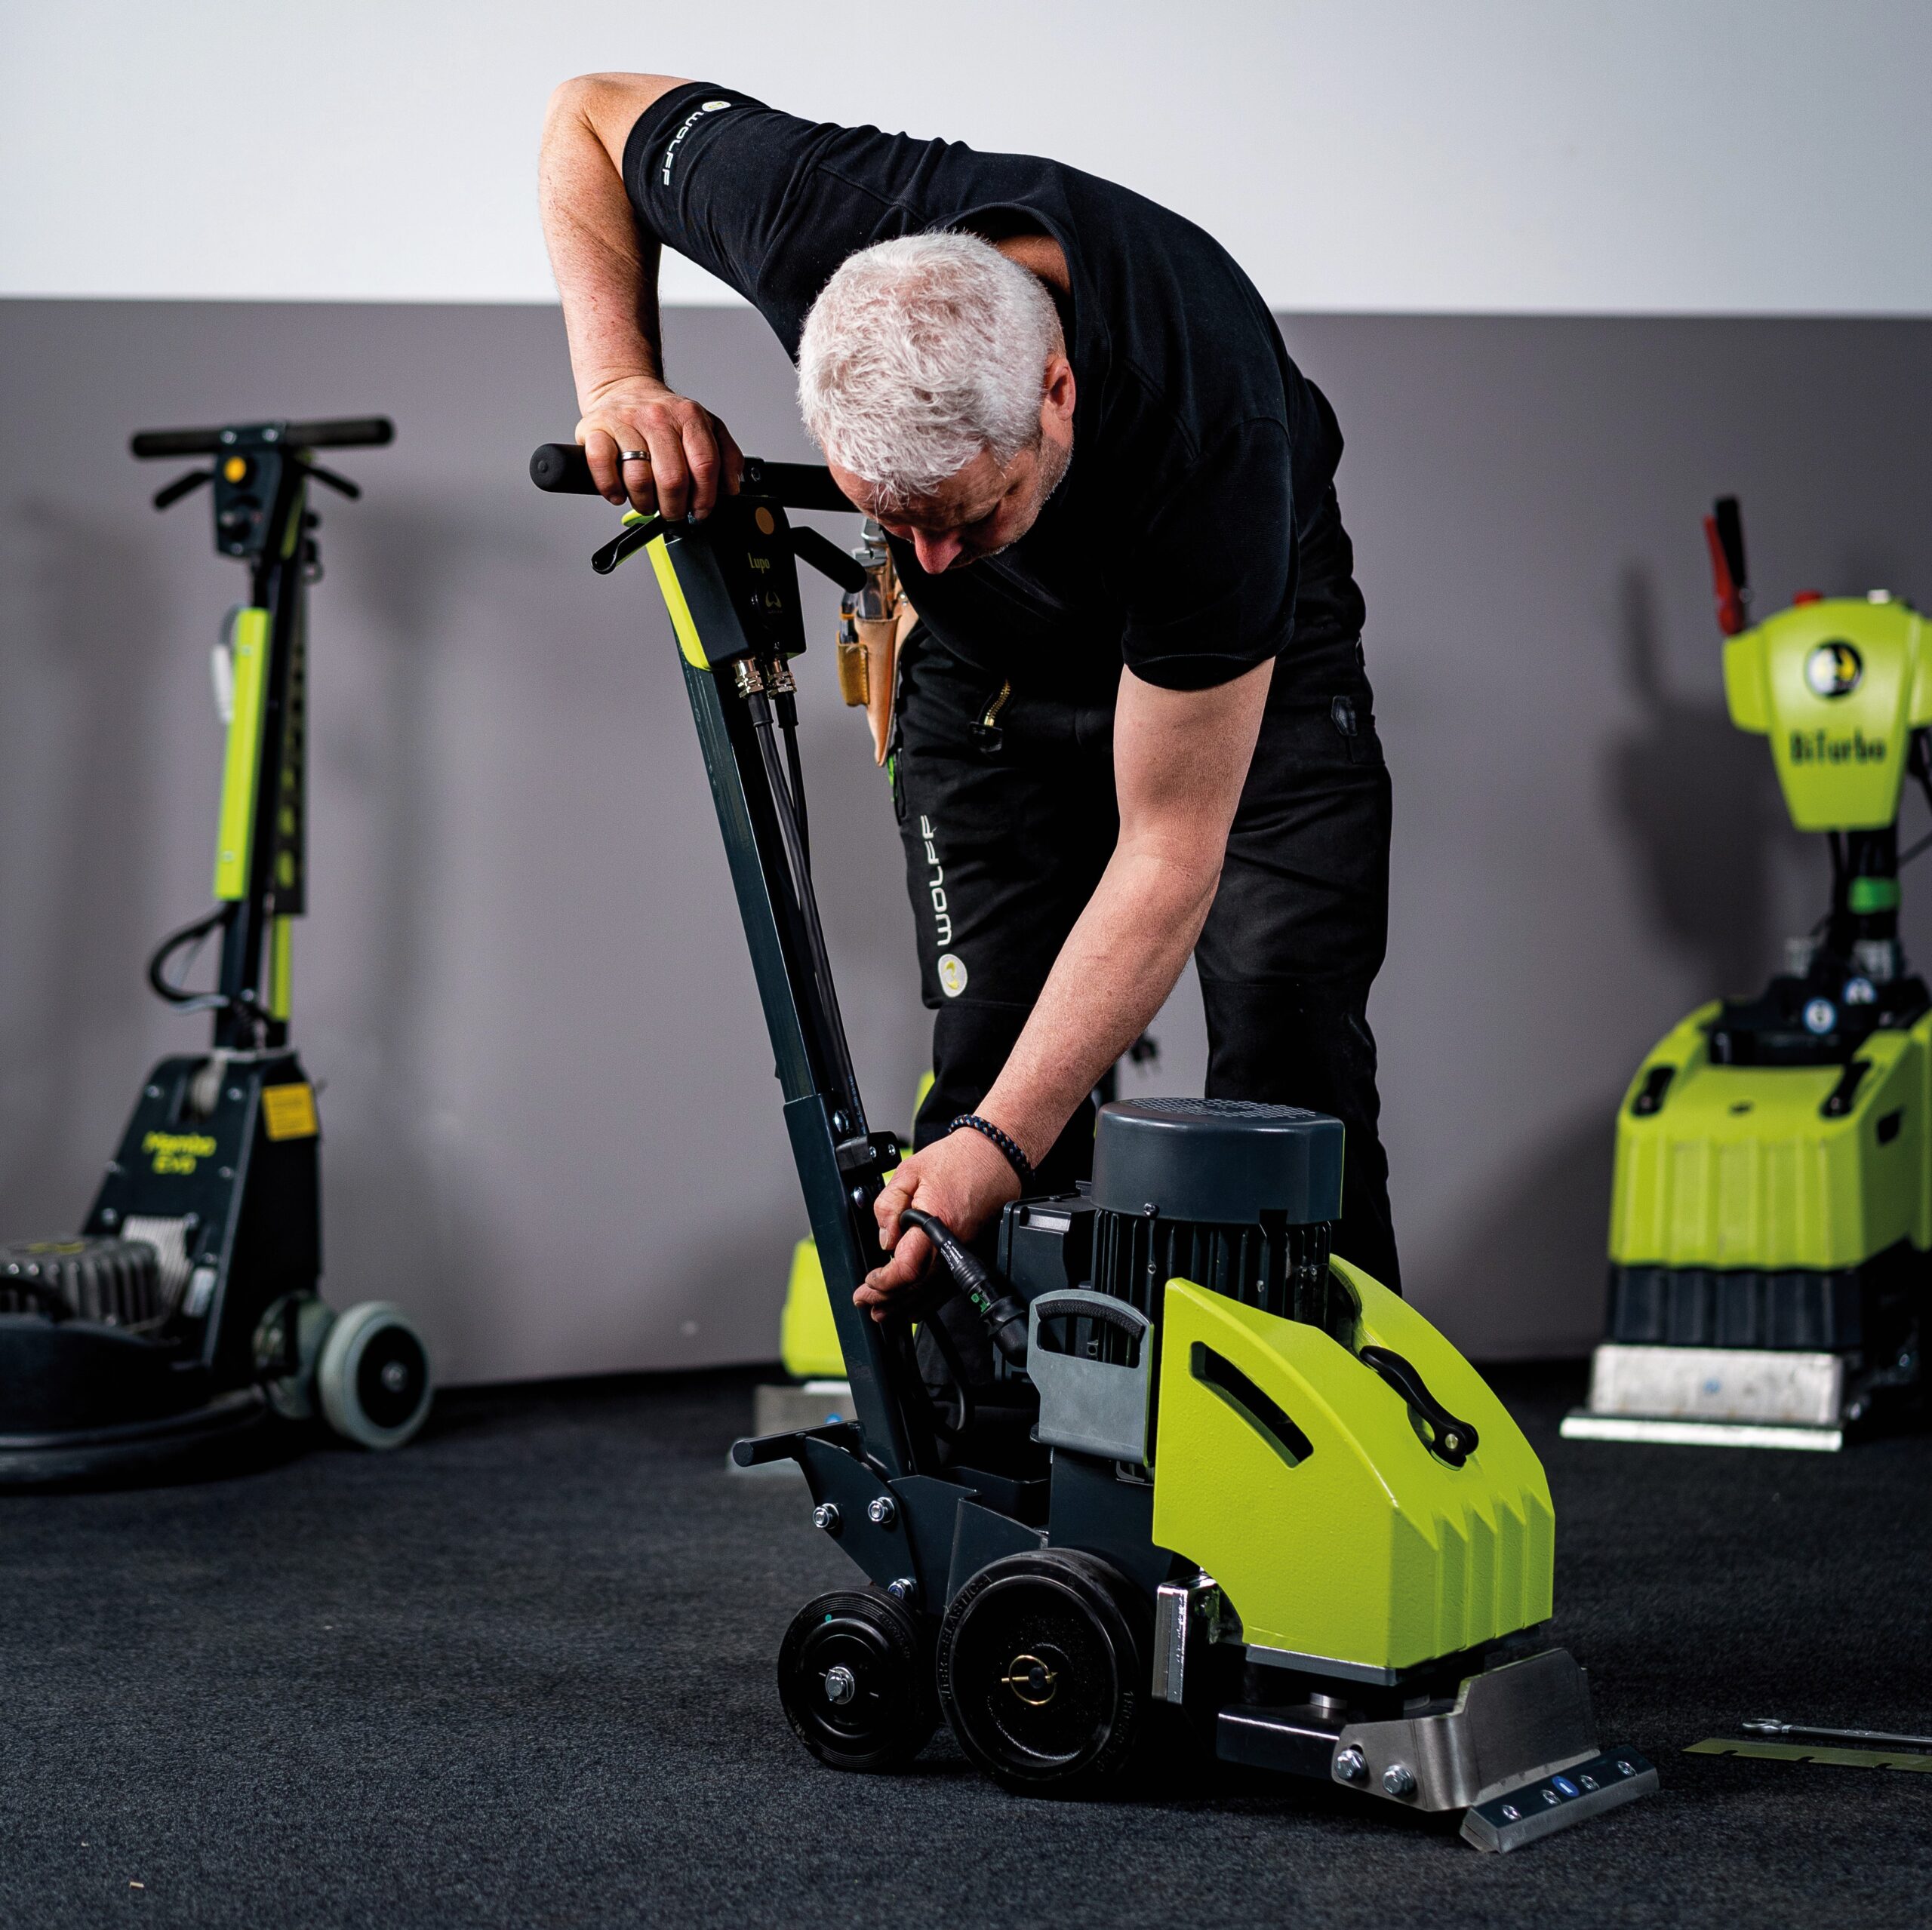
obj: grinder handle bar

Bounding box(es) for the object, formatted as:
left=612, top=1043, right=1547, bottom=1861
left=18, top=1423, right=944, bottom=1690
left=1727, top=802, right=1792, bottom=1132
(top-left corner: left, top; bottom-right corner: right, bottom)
left=529, top=441, right=852, bottom=514
left=132, top=416, right=395, bottom=458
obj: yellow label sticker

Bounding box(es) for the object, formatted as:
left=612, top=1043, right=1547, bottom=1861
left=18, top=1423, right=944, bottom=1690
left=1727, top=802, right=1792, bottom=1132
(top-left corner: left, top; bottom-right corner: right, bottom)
left=261, top=1083, right=318, bottom=1141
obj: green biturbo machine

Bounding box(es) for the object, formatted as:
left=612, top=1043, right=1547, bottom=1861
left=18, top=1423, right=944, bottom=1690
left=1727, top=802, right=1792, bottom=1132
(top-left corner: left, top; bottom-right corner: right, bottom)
left=0, top=418, right=433, bottom=1486
left=531, top=441, right=1654, bottom=1850
left=1567, top=499, right=1930, bottom=1450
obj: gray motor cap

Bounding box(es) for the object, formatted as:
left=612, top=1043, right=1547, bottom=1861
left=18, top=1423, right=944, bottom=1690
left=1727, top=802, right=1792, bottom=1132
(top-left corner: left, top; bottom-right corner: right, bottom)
left=1089, top=1098, right=1344, bottom=1225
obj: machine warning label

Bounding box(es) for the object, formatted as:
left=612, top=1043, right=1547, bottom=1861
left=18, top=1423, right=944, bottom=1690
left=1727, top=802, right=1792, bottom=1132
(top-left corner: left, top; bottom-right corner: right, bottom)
left=261, top=1083, right=319, bottom=1142
left=143, top=1130, right=216, bottom=1176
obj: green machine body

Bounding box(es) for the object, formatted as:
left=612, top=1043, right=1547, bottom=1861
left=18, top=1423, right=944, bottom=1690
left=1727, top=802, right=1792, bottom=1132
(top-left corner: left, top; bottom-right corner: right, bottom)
left=1574, top=501, right=1932, bottom=1448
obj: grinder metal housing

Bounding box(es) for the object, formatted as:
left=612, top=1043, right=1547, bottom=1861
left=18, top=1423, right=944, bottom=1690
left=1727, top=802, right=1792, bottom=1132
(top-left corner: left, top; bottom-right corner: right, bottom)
left=531, top=440, right=1655, bottom=1851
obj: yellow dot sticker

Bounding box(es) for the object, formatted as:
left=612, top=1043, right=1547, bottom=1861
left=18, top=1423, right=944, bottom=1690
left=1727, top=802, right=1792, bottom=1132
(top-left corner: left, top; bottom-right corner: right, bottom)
left=261, top=1082, right=318, bottom=1141
left=754, top=506, right=777, bottom=536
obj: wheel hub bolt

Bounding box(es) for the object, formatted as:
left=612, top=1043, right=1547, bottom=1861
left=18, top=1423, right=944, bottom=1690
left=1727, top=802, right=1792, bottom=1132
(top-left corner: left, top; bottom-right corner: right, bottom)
left=866, top=1495, right=897, bottom=1527
left=380, top=1361, right=409, bottom=1394
left=885, top=1577, right=918, bottom=1605
left=823, top=1664, right=857, bottom=1706
left=1334, top=1745, right=1367, bottom=1782
left=1383, top=1763, right=1417, bottom=1798
left=812, top=1503, right=841, bottom=1534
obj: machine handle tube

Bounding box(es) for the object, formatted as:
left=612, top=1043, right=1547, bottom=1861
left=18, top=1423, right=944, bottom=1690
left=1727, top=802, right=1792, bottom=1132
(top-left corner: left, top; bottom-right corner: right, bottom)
left=529, top=441, right=856, bottom=515
left=132, top=416, right=394, bottom=459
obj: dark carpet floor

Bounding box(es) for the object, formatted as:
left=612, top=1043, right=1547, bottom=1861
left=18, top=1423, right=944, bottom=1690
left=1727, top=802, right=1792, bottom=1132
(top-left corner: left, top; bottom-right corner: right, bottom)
left=2, top=1363, right=1927, bottom=1930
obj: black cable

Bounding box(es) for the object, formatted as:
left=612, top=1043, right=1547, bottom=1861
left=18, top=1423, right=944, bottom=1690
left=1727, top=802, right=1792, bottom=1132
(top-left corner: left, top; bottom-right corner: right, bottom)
left=748, top=693, right=860, bottom=1122
left=776, top=693, right=810, bottom=870
left=146, top=904, right=233, bottom=1009
left=898, top=1207, right=1029, bottom=1366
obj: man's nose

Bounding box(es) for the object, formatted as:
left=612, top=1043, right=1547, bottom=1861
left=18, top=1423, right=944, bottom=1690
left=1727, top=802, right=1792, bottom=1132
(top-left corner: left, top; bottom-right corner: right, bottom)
left=912, top=530, right=964, bottom=573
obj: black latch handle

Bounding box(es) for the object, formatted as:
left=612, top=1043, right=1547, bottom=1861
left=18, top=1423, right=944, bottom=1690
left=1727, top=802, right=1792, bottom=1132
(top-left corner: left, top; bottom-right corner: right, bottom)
left=1359, top=1345, right=1479, bottom=1467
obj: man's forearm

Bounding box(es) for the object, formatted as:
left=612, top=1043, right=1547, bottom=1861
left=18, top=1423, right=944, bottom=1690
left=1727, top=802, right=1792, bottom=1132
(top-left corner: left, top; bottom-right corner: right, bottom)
left=539, top=81, right=666, bottom=407
left=977, top=843, right=1220, bottom=1163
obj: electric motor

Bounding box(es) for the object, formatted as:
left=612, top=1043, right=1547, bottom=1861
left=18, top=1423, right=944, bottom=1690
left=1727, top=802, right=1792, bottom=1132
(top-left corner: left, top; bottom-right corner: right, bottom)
left=0, top=1236, right=166, bottom=1326
left=1088, top=1099, right=1344, bottom=1324
left=998, top=1099, right=1351, bottom=1335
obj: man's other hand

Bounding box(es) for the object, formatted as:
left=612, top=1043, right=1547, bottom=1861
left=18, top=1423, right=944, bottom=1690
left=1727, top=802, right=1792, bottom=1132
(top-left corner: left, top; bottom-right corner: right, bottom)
left=857, top=1128, right=1024, bottom=1318
left=577, top=376, right=744, bottom=520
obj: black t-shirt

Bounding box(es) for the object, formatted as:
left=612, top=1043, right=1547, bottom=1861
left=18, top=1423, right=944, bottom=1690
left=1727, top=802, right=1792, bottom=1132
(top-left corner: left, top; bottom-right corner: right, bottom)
left=624, top=83, right=1367, bottom=699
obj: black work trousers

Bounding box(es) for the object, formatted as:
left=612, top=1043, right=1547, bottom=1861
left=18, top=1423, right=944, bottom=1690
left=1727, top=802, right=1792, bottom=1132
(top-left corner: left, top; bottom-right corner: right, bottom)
left=891, top=626, right=1401, bottom=1292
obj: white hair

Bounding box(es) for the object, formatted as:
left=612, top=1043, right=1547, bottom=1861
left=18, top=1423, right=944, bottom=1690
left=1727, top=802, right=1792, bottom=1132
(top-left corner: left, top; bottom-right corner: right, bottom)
left=797, top=231, right=1063, bottom=507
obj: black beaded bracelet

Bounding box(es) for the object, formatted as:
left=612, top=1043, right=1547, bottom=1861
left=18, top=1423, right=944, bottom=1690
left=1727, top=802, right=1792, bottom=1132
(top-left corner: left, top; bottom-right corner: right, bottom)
left=949, top=1114, right=1035, bottom=1188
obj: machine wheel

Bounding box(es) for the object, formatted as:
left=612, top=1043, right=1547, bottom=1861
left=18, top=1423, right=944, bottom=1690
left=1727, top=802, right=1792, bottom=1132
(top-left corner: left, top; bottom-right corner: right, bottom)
left=937, top=1548, right=1150, bottom=1791
left=316, top=1302, right=432, bottom=1450
left=777, top=1588, right=938, bottom=1772
left=255, top=1292, right=335, bottom=1421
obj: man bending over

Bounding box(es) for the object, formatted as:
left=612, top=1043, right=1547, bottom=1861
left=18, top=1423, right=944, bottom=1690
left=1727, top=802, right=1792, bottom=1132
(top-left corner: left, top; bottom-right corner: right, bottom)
left=540, top=74, right=1399, bottom=1312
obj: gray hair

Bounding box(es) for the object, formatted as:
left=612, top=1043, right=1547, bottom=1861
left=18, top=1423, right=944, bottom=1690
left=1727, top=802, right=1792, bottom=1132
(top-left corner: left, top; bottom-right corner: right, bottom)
left=797, top=231, right=1063, bottom=507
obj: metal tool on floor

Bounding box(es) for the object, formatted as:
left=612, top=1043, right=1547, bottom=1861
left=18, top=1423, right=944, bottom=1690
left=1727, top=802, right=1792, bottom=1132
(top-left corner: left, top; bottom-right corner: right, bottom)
left=0, top=417, right=434, bottom=1486
left=1689, top=1716, right=1932, bottom=1773
left=531, top=438, right=1655, bottom=1851
left=1567, top=496, right=1930, bottom=1451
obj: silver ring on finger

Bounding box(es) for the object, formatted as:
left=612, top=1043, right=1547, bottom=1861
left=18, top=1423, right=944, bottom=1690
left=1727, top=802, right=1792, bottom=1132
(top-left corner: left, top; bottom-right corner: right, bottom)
left=618, top=449, right=649, bottom=464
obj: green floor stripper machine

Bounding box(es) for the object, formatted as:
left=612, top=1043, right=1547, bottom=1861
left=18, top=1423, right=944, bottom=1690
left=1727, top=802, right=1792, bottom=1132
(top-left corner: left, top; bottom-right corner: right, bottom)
left=532, top=441, right=1654, bottom=1850
left=0, top=417, right=434, bottom=1486
left=1566, top=499, right=1930, bottom=1450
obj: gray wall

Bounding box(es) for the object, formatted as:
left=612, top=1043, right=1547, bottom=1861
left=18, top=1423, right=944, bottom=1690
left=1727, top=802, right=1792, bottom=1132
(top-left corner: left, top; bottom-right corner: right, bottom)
left=5, top=299, right=1930, bottom=1380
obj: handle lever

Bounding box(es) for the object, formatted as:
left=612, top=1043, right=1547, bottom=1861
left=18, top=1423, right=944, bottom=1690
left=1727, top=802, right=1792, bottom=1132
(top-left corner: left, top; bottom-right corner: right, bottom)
left=303, top=461, right=361, bottom=500
left=152, top=469, right=212, bottom=512
left=1359, top=1345, right=1479, bottom=1467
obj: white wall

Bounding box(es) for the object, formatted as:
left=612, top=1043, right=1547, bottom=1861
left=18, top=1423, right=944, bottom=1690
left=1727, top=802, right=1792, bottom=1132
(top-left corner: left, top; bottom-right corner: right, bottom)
left=5, top=0, right=1930, bottom=315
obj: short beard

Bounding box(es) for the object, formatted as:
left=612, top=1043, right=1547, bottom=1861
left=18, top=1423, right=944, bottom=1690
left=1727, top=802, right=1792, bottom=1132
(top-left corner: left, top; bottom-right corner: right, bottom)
left=974, top=432, right=1071, bottom=561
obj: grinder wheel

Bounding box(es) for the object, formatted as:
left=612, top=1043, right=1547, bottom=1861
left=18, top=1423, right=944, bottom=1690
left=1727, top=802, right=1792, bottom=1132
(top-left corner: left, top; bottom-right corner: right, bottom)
left=777, top=1588, right=937, bottom=1772
left=937, top=1547, right=1150, bottom=1790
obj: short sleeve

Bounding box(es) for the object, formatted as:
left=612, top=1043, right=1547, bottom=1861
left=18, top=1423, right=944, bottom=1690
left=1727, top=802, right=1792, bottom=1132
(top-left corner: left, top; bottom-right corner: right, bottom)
left=623, top=85, right=830, bottom=319
left=1121, top=418, right=1298, bottom=691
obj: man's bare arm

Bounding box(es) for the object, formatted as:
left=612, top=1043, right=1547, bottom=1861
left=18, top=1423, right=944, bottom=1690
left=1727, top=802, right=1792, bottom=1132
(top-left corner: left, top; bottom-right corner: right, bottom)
left=863, top=655, right=1274, bottom=1303
left=539, top=72, right=742, bottom=518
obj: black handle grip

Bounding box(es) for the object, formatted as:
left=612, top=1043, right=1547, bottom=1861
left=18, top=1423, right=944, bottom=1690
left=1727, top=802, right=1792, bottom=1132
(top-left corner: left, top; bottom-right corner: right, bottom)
left=286, top=416, right=394, bottom=450
left=1358, top=1345, right=1479, bottom=1467
left=131, top=426, right=226, bottom=459
left=531, top=443, right=599, bottom=493
left=131, top=416, right=394, bottom=459
left=529, top=442, right=857, bottom=515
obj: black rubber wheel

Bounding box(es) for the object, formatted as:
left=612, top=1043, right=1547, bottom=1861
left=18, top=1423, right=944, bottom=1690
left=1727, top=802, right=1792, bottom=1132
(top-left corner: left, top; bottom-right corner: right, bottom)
left=937, top=1548, right=1151, bottom=1791
left=777, top=1589, right=938, bottom=1772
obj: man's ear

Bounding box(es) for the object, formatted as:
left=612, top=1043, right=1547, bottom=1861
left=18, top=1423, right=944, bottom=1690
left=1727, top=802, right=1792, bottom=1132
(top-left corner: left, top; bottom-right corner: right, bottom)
left=1041, top=352, right=1077, bottom=429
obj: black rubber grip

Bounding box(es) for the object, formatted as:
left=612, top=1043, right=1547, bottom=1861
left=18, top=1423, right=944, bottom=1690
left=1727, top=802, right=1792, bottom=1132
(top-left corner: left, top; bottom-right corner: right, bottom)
left=131, top=416, right=394, bottom=459
left=130, top=426, right=226, bottom=458
left=529, top=441, right=854, bottom=514
left=530, top=443, right=600, bottom=493
left=286, top=416, right=395, bottom=449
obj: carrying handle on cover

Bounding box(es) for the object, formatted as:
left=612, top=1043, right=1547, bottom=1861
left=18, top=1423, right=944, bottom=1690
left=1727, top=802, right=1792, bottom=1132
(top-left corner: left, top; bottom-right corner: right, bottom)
left=1359, top=1345, right=1478, bottom=1467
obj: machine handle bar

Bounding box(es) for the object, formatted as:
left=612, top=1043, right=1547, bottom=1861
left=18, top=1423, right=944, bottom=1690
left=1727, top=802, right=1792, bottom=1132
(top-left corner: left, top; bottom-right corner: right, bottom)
left=528, top=441, right=852, bottom=514
left=131, top=416, right=395, bottom=459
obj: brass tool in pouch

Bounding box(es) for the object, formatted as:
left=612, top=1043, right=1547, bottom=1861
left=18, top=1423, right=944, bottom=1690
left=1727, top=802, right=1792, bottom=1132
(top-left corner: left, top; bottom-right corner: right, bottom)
left=836, top=521, right=906, bottom=764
